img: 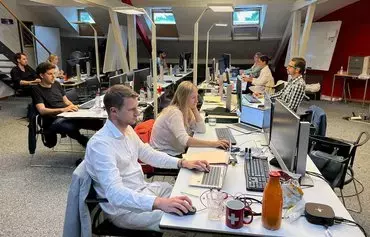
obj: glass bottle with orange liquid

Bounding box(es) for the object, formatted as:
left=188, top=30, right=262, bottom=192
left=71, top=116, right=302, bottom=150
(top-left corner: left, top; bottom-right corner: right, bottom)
left=262, top=171, right=283, bottom=230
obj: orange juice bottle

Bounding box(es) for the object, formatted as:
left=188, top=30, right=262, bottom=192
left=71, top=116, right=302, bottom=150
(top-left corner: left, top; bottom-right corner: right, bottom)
left=262, top=171, right=283, bottom=230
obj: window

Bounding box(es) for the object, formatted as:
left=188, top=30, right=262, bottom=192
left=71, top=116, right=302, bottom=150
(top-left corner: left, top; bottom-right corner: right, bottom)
left=152, top=9, right=176, bottom=25
left=78, top=9, right=95, bottom=23
left=233, top=9, right=260, bottom=26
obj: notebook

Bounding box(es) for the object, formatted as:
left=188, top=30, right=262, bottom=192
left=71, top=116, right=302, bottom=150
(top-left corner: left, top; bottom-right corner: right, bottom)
left=183, top=150, right=229, bottom=164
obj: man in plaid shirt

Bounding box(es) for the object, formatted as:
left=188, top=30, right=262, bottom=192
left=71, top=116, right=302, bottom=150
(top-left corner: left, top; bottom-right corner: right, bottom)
left=255, top=57, right=306, bottom=112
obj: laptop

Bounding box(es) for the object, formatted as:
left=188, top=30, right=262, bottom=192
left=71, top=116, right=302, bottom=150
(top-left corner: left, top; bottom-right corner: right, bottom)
left=189, top=164, right=228, bottom=189
left=189, top=143, right=231, bottom=189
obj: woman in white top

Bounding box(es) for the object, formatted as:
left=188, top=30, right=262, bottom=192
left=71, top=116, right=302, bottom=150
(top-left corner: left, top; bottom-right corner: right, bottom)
left=150, top=81, right=229, bottom=156
left=47, top=54, right=64, bottom=78
left=242, top=55, right=274, bottom=94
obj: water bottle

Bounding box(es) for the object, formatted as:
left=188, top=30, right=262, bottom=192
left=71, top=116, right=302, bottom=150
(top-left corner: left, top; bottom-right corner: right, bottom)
left=76, top=64, right=81, bottom=81
left=93, top=89, right=102, bottom=112
left=262, top=171, right=283, bottom=230
left=139, top=88, right=146, bottom=101
left=147, top=87, right=152, bottom=100
left=86, top=61, right=91, bottom=76
left=170, top=64, right=173, bottom=75
left=339, top=66, right=344, bottom=75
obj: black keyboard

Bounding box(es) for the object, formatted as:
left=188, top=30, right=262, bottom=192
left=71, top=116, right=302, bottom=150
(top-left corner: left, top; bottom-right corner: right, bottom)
left=244, top=156, right=269, bottom=192
left=215, top=128, right=237, bottom=145
left=244, top=94, right=261, bottom=103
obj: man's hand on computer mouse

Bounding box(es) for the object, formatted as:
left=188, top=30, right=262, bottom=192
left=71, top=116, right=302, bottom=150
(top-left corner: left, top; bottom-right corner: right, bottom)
left=182, top=160, right=210, bottom=172
left=153, top=196, right=193, bottom=216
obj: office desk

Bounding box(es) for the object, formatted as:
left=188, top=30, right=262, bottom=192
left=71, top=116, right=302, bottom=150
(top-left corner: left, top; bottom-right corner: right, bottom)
left=160, top=99, right=362, bottom=236
left=160, top=124, right=362, bottom=236
left=330, top=73, right=369, bottom=106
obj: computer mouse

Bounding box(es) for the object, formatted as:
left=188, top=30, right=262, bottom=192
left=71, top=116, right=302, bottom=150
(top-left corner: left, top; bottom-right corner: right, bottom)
left=172, top=206, right=197, bottom=216
left=269, top=158, right=281, bottom=168
left=217, top=146, right=228, bottom=150
left=258, top=104, right=265, bottom=109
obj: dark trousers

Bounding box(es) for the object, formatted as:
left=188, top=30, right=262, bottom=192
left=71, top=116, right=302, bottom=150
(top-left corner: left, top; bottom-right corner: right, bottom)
left=47, top=118, right=103, bottom=147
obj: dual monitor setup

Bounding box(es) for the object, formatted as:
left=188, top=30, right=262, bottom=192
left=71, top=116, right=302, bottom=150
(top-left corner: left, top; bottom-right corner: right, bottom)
left=234, top=77, right=310, bottom=177
left=209, top=53, right=232, bottom=82
left=109, top=68, right=151, bottom=94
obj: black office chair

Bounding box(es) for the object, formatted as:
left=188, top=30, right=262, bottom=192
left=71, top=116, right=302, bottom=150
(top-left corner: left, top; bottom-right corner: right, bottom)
left=308, top=131, right=369, bottom=213
left=86, top=180, right=163, bottom=237
left=83, top=75, right=100, bottom=100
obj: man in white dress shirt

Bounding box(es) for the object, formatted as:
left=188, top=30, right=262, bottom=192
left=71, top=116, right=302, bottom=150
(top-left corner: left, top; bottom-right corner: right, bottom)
left=242, top=55, right=274, bottom=94
left=84, top=85, right=209, bottom=231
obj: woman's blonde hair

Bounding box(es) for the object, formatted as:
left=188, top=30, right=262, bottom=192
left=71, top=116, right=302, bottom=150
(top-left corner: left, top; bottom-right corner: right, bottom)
left=47, top=54, right=58, bottom=63
left=161, top=81, right=197, bottom=128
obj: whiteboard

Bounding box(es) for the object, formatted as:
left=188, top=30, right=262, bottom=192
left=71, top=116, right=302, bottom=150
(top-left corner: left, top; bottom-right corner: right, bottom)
left=33, top=26, right=62, bottom=66
left=285, top=21, right=342, bottom=71
left=103, top=24, right=128, bottom=73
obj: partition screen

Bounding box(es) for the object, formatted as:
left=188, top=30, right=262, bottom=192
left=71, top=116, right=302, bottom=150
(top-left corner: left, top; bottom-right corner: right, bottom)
left=33, top=26, right=62, bottom=66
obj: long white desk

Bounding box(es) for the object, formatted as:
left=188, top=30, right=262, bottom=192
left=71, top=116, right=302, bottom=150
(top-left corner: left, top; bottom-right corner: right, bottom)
left=57, top=71, right=193, bottom=119
left=157, top=70, right=193, bottom=89
left=160, top=105, right=363, bottom=236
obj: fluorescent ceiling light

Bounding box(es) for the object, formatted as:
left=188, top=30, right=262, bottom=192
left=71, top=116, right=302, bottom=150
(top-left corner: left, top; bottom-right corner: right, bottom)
left=215, top=23, right=228, bottom=27
left=208, top=5, right=234, bottom=13
left=112, top=7, right=145, bottom=15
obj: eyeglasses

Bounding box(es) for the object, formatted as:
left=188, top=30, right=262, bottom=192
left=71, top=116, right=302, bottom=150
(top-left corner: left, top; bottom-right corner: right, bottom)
left=287, top=64, right=297, bottom=69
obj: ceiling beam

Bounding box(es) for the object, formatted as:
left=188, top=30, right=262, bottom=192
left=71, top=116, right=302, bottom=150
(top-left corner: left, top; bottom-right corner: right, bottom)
left=272, top=14, right=292, bottom=69
left=292, top=0, right=327, bottom=11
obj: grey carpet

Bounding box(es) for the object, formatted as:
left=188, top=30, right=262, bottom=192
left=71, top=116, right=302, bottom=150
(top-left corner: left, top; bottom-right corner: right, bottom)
left=0, top=96, right=369, bottom=236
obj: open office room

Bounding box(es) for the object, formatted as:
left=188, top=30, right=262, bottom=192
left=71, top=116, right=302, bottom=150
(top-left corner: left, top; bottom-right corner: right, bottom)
left=0, top=0, right=369, bottom=236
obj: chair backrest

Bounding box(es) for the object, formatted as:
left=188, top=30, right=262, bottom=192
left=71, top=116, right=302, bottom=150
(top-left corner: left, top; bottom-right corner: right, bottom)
left=308, top=105, right=327, bottom=136
left=134, top=119, right=155, bottom=143
left=63, top=161, right=92, bottom=237
left=308, top=135, right=352, bottom=189
left=65, top=88, right=79, bottom=104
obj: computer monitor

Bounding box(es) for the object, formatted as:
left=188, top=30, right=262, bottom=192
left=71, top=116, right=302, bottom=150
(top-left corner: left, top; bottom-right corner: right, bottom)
left=109, top=73, right=127, bottom=87
left=269, top=99, right=309, bottom=176
left=236, top=76, right=242, bottom=110
left=262, top=93, right=274, bottom=145
left=219, top=58, right=226, bottom=74
left=179, top=54, right=184, bottom=70
left=66, top=57, right=89, bottom=78
left=133, top=68, right=150, bottom=93
left=223, top=53, right=231, bottom=69
left=184, top=52, right=192, bottom=67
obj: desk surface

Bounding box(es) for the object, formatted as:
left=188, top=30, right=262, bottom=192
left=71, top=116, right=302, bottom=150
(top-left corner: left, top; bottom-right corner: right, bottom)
left=158, top=70, right=193, bottom=89
left=160, top=107, right=362, bottom=236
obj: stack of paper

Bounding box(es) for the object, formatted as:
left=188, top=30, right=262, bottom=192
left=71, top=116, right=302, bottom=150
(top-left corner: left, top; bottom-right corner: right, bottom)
left=183, top=150, right=229, bottom=164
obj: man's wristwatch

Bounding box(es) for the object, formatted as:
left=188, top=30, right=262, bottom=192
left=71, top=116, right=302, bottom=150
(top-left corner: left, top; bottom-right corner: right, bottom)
left=177, top=159, right=184, bottom=169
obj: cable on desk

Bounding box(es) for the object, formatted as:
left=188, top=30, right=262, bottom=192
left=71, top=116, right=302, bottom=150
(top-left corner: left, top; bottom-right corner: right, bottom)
left=333, top=217, right=367, bottom=237
left=305, top=171, right=332, bottom=187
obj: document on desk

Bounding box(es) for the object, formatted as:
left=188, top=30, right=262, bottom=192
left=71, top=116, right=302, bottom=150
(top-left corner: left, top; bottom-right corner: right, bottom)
left=183, top=151, right=229, bottom=164
left=203, top=95, right=221, bottom=103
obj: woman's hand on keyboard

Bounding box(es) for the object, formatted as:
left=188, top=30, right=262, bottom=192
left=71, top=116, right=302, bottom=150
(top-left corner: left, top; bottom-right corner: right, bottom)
left=182, top=160, right=210, bottom=172
left=213, top=139, right=230, bottom=150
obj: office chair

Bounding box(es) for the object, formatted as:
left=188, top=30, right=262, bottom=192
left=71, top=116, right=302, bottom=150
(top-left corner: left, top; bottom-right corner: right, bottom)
left=83, top=75, right=100, bottom=100
left=86, top=183, right=163, bottom=237
left=27, top=104, right=73, bottom=168
left=134, top=119, right=179, bottom=180
left=308, top=131, right=369, bottom=213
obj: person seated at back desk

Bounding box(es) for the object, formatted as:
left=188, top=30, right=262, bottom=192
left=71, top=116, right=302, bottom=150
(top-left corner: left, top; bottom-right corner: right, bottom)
left=254, top=57, right=306, bottom=112
left=157, top=50, right=168, bottom=71
left=150, top=81, right=229, bottom=157
left=242, top=55, right=274, bottom=94
left=85, top=84, right=210, bottom=231
left=31, top=62, right=101, bottom=148
left=10, top=52, right=40, bottom=94
left=47, top=54, right=64, bottom=79
left=244, top=52, right=262, bottom=78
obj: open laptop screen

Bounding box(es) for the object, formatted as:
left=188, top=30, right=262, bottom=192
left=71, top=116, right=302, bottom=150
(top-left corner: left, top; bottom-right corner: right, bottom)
left=240, top=104, right=264, bottom=128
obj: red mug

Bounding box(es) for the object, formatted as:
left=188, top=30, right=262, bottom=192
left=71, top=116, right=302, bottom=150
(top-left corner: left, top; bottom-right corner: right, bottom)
left=225, top=199, right=253, bottom=229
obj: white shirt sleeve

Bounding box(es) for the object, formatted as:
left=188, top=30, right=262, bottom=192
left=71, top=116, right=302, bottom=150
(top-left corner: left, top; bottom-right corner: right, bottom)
left=167, top=109, right=191, bottom=147
left=252, top=67, right=271, bottom=86
left=190, top=117, right=206, bottom=134
left=130, top=127, right=179, bottom=169
left=86, top=139, right=156, bottom=212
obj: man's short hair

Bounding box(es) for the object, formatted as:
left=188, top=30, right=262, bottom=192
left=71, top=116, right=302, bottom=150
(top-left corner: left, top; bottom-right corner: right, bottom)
left=36, top=62, right=56, bottom=75
left=103, top=85, right=138, bottom=116
left=14, top=52, right=26, bottom=62
left=157, top=50, right=165, bottom=57
left=259, top=55, right=270, bottom=64
left=291, top=57, right=306, bottom=74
